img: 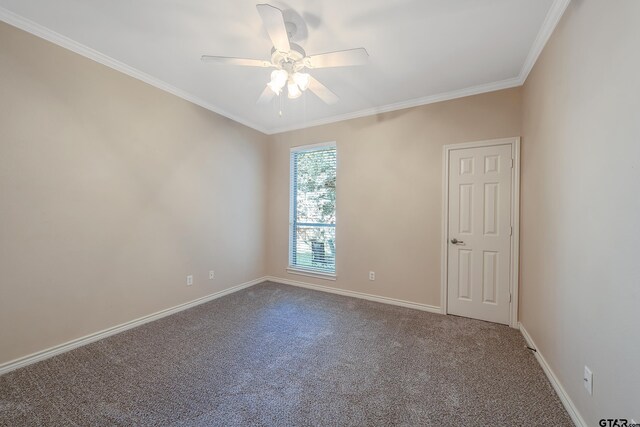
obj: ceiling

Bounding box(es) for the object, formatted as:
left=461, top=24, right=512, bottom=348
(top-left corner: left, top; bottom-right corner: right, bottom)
left=0, top=0, right=569, bottom=134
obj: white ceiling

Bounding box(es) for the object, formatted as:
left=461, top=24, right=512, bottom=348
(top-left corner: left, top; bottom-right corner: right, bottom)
left=0, top=0, right=569, bottom=134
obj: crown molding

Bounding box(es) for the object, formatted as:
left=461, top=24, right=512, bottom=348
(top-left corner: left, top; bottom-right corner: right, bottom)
left=0, top=0, right=570, bottom=136
left=518, top=0, right=571, bottom=83
left=266, top=76, right=523, bottom=134
left=0, top=7, right=270, bottom=135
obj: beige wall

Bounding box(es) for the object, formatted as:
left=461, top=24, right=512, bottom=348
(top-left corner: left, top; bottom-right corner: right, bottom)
left=266, top=88, right=521, bottom=307
left=0, top=22, right=268, bottom=365
left=520, top=1, right=640, bottom=424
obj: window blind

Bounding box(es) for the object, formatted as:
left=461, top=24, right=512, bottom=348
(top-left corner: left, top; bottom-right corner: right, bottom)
left=289, top=143, right=337, bottom=274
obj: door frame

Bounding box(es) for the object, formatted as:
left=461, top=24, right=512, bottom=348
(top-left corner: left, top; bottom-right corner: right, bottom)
left=440, top=137, right=521, bottom=328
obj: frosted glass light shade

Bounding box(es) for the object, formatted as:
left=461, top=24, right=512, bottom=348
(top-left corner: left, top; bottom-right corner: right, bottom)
left=293, top=72, right=310, bottom=91
left=268, top=69, right=288, bottom=94
left=287, top=80, right=302, bottom=99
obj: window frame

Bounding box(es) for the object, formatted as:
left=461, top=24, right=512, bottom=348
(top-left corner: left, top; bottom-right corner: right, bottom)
left=287, top=141, right=337, bottom=280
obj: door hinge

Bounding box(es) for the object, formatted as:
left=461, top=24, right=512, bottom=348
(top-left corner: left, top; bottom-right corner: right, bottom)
left=510, top=226, right=513, bottom=236
left=510, top=158, right=514, bottom=168
left=509, top=293, right=512, bottom=303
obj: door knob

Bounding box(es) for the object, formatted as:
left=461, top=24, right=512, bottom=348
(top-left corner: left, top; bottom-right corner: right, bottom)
left=451, top=238, right=464, bottom=245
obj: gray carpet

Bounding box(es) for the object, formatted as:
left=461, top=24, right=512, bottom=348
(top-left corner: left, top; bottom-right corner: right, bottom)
left=0, top=281, right=572, bottom=426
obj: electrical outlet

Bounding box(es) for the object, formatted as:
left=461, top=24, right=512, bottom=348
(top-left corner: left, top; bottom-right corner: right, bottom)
left=209, top=270, right=215, bottom=280
left=583, top=366, right=593, bottom=395
left=186, top=275, right=193, bottom=286
left=369, top=271, right=375, bottom=281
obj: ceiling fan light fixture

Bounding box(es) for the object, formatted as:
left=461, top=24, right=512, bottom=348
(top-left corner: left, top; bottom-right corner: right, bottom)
left=293, top=72, right=310, bottom=91
left=201, top=3, right=368, bottom=106
left=287, top=79, right=302, bottom=99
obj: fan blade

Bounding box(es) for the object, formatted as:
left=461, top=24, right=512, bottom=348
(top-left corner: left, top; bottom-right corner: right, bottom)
left=308, top=76, right=339, bottom=104
left=256, top=4, right=291, bottom=53
left=257, top=86, right=276, bottom=104
left=201, top=56, right=272, bottom=67
left=305, top=48, right=369, bottom=68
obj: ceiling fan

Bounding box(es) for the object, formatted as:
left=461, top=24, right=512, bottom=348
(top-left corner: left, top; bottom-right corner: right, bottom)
left=201, top=3, right=369, bottom=105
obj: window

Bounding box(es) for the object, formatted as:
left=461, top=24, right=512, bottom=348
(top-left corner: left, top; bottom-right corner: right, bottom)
left=289, top=142, right=337, bottom=276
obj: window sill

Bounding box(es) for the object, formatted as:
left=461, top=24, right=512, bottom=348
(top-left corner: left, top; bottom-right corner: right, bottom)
left=286, top=267, right=337, bottom=281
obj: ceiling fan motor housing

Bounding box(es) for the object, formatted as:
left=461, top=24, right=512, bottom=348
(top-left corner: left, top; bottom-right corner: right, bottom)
left=271, top=43, right=306, bottom=72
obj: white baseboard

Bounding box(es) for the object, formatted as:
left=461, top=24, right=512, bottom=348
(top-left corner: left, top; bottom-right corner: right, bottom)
left=519, top=323, right=587, bottom=427
left=266, top=276, right=442, bottom=314
left=0, top=276, right=267, bottom=376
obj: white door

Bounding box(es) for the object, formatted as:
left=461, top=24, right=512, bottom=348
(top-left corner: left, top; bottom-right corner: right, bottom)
left=447, top=144, right=513, bottom=325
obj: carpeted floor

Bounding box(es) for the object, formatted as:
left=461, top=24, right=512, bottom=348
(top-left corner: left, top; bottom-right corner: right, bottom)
left=0, top=281, right=572, bottom=426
